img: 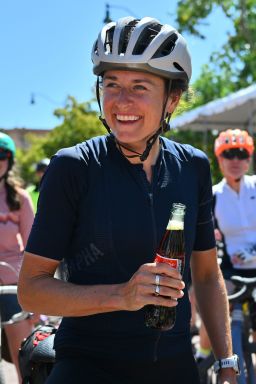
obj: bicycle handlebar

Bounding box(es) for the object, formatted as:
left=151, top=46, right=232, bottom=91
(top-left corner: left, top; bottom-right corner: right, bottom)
left=0, top=285, right=31, bottom=324
left=0, top=285, right=17, bottom=295
left=228, top=275, right=256, bottom=303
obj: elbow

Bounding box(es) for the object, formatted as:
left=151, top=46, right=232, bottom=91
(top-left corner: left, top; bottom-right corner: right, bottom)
left=17, top=278, right=35, bottom=312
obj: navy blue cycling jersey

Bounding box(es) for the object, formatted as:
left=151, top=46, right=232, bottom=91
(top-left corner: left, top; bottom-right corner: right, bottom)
left=26, top=134, right=215, bottom=361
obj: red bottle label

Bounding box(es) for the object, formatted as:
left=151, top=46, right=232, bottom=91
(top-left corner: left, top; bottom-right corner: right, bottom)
left=155, top=254, right=182, bottom=272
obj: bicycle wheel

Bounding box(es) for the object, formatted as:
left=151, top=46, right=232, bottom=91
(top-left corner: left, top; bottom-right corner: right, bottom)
left=243, top=346, right=255, bottom=384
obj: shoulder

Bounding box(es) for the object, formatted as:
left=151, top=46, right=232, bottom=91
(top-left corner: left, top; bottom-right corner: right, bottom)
left=49, top=136, right=107, bottom=171
left=16, top=187, right=34, bottom=208
left=17, top=187, right=32, bottom=201
left=243, top=174, right=256, bottom=188
left=213, top=179, right=225, bottom=195
left=161, top=137, right=210, bottom=181
left=161, top=136, right=209, bottom=164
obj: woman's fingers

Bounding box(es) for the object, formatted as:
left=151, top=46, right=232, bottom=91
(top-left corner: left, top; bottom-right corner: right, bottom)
left=121, top=262, right=185, bottom=311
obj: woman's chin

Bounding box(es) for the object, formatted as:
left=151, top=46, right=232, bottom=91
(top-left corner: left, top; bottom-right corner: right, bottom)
left=113, top=132, right=141, bottom=145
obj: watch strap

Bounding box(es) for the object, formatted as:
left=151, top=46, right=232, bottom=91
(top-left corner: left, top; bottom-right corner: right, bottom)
left=213, top=355, right=240, bottom=375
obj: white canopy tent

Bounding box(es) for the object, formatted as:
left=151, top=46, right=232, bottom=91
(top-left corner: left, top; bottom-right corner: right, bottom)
left=170, top=84, right=256, bottom=134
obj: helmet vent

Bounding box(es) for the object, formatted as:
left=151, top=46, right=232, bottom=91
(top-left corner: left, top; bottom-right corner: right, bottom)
left=118, top=20, right=140, bottom=54
left=152, top=33, right=178, bottom=58
left=173, top=62, right=184, bottom=72
left=105, top=26, right=115, bottom=53
left=132, top=23, right=162, bottom=55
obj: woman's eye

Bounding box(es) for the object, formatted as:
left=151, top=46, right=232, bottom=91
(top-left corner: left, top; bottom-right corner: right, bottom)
left=104, top=82, right=118, bottom=88
left=134, top=85, right=147, bottom=91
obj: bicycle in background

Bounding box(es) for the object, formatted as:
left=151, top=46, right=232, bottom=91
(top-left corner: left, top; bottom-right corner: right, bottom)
left=0, top=262, right=31, bottom=384
left=195, top=275, right=256, bottom=384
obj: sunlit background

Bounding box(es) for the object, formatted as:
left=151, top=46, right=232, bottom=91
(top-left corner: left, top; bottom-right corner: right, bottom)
left=0, top=0, right=233, bottom=129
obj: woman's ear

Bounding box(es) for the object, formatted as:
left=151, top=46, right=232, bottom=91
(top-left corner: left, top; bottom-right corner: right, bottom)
left=166, top=90, right=182, bottom=113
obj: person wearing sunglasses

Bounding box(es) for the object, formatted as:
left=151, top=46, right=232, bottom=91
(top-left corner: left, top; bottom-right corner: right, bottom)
left=196, top=128, right=256, bottom=363
left=0, top=132, right=34, bottom=382
left=214, top=128, right=255, bottom=272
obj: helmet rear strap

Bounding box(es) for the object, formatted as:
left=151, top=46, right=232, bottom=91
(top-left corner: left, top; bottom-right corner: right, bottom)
left=96, top=76, right=111, bottom=134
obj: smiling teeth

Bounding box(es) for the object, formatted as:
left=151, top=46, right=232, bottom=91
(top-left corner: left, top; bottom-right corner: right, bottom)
left=116, top=115, right=140, bottom=121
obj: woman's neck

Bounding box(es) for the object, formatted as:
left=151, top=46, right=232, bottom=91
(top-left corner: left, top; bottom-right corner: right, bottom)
left=226, top=177, right=242, bottom=194
left=116, top=137, right=161, bottom=183
left=130, top=140, right=161, bottom=183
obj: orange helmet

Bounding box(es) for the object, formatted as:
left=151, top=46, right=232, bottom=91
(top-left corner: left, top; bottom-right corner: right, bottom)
left=214, top=129, right=254, bottom=157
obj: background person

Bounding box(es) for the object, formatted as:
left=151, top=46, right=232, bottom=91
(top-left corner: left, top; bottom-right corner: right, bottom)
left=0, top=132, right=34, bottom=383
left=196, top=128, right=256, bottom=360
left=18, top=17, right=237, bottom=384
left=27, top=158, right=50, bottom=212
left=214, top=129, right=256, bottom=277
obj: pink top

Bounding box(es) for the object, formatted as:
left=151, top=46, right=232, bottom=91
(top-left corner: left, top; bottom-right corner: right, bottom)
left=0, top=187, right=34, bottom=284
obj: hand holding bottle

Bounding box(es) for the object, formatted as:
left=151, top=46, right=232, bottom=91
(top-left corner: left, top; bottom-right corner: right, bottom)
left=118, top=260, right=185, bottom=312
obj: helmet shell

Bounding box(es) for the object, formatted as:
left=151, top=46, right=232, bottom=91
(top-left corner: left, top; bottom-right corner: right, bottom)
left=0, top=132, right=16, bottom=158
left=92, top=16, right=192, bottom=83
left=214, top=129, right=254, bottom=157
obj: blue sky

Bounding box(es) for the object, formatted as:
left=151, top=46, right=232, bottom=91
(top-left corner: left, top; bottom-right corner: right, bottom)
left=1, top=0, right=233, bottom=130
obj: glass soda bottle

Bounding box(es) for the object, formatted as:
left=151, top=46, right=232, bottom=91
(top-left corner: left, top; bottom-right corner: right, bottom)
left=144, top=202, right=186, bottom=331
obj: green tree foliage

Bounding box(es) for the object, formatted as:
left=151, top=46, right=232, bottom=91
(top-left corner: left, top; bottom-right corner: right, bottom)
left=174, top=0, right=256, bottom=181
left=176, top=0, right=256, bottom=99
left=17, top=96, right=105, bottom=184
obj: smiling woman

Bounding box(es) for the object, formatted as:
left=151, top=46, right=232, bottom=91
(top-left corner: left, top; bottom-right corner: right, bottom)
left=18, top=16, right=236, bottom=384
left=93, top=17, right=191, bottom=163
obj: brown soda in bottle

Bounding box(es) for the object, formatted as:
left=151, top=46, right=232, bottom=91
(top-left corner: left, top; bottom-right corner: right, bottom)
left=144, top=203, right=186, bottom=331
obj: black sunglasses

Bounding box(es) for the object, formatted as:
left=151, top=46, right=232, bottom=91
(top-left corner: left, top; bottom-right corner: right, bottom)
left=221, top=148, right=250, bottom=160
left=0, top=149, right=11, bottom=161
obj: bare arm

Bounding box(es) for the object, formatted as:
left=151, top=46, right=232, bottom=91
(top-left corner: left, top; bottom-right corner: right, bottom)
left=18, top=251, right=185, bottom=317
left=191, top=248, right=237, bottom=384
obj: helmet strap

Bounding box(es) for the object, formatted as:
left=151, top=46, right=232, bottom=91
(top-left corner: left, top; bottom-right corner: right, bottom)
left=115, top=141, right=143, bottom=159
left=96, top=77, right=111, bottom=134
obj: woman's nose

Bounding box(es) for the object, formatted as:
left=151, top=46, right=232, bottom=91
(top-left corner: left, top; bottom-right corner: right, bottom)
left=116, top=87, right=133, bottom=104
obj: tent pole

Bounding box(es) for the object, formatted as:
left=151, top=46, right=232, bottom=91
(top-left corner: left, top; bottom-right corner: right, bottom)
left=203, top=128, right=208, bottom=153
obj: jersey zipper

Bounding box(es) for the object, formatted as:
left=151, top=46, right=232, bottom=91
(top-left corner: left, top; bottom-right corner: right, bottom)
left=148, top=192, right=157, bottom=250
left=148, top=189, right=162, bottom=361
left=138, top=167, right=162, bottom=361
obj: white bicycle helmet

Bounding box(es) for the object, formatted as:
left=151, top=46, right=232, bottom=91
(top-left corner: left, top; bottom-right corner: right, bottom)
left=92, top=16, right=192, bottom=84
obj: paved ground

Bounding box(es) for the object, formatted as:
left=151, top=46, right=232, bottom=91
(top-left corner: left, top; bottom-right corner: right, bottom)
left=2, top=360, right=19, bottom=383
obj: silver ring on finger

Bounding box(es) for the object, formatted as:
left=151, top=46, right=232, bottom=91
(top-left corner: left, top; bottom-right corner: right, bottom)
left=155, top=284, right=160, bottom=296
left=155, top=274, right=160, bottom=286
